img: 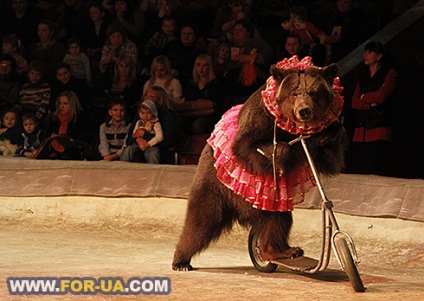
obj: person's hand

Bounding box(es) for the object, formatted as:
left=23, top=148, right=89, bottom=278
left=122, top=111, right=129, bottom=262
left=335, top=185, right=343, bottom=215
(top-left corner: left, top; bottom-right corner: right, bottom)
left=325, top=34, right=341, bottom=44
left=136, top=138, right=150, bottom=151
left=133, top=128, right=145, bottom=138
left=103, top=154, right=119, bottom=161
left=233, top=54, right=253, bottom=64
left=24, top=151, right=33, bottom=158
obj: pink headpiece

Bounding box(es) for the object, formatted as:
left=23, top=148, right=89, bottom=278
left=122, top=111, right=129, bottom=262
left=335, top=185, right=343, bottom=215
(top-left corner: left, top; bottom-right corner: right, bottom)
left=275, top=55, right=313, bottom=70
left=261, top=56, right=344, bottom=135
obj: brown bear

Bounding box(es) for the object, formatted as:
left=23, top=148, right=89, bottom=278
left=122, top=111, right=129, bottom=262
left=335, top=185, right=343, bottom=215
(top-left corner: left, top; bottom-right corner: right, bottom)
left=172, top=56, right=347, bottom=271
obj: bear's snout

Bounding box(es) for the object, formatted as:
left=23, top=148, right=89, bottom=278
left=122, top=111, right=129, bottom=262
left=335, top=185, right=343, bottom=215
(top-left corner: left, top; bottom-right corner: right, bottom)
left=294, top=101, right=314, bottom=122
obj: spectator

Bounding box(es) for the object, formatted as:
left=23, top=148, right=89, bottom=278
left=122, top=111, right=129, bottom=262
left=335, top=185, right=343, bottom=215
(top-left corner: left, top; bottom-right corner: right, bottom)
left=165, top=22, right=204, bottom=89
left=144, top=16, right=178, bottom=68
left=212, top=41, right=230, bottom=79
left=120, top=99, right=163, bottom=163
left=127, top=85, right=176, bottom=164
left=181, top=53, right=224, bottom=135
left=223, top=18, right=273, bottom=104
left=1, top=0, right=40, bottom=49
left=36, top=90, right=95, bottom=160
left=111, top=0, right=146, bottom=45
left=26, top=19, right=66, bottom=84
left=16, top=61, right=51, bottom=123
left=99, top=23, right=138, bottom=78
left=0, top=54, right=21, bottom=111
left=56, top=0, right=86, bottom=43
left=142, top=55, right=183, bottom=108
left=104, top=54, right=143, bottom=118
left=49, top=63, right=92, bottom=113
left=211, top=0, right=246, bottom=42
left=63, top=37, right=92, bottom=85
left=0, top=109, right=22, bottom=148
left=345, top=41, right=397, bottom=175
left=16, top=112, right=45, bottom=158
left=280, top=33, right=308, bottom=59
left=281, top=6, right=328, bottom=54
left=98, top=98, right=131, bottom=161
left=325, top=0, right=369, bottom=62
left=84, top=3, right=113, bottom=63
left=1, top=34, right=28, bottom=76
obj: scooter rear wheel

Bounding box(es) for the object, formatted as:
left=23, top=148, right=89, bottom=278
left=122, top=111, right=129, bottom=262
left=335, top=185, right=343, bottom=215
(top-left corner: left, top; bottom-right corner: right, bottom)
left=335, top=238, right=365, bottom=292
left=248, top=228, right=278, bottom=273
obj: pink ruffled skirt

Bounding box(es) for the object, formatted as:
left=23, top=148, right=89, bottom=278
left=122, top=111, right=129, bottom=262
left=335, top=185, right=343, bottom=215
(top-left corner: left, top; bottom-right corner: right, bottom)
left=207, top=105, right=316, bottom=212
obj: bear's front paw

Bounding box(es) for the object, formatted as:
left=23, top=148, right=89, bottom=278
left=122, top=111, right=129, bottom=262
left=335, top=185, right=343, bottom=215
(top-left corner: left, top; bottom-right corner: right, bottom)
left=172, top=262, right=193, bottom=271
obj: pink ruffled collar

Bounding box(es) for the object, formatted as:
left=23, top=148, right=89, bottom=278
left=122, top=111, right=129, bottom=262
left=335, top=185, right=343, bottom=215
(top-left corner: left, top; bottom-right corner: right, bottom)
left=261, top=56, right=344, bottom=135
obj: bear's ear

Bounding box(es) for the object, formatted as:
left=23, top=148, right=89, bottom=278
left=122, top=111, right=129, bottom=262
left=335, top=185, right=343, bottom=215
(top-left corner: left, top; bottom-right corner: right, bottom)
left=270, top=64, right=293, bottom=82
left=321, top=64, right=339, bottom=83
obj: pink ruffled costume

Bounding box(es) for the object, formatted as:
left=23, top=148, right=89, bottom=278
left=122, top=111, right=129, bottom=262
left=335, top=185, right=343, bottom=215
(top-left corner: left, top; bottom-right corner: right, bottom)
left=207, top=56, right=344, bottom=212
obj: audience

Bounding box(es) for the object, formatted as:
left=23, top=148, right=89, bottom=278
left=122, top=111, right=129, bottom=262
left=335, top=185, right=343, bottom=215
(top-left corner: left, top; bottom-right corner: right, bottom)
left=35, top=90, right=94, bottom=160
left=16, top=61, right=51, bottom=123
left=26, top=19, right=67, bottom=84
left=180, top=53, right=224, bottom=135
left=16, top=112, right=45, bottom=158
left=142, top=55, right=183, bottom=108
left=0, top=0, right=418, bottom=178
left=99, top=23, right=138, bottom=78
left=0, top=54, right=21, bottom=112
left=223, top=18, right=273, bottom=105
left=98, top=98, right=131, bottom=161
left=111, top=0, right=146, bottom=45
left=345, top=41, right=397, bottom=176
left=63, top=37, right=92, bottom=85
left=144, top=16, right=178, bottom=67
left=0, top=109, right=22, bottom=147
left=165, top=22, right=204, bottom=89
left=1, top=34, right=28, bottom=76
left=120, top=99, right=163, bottom=164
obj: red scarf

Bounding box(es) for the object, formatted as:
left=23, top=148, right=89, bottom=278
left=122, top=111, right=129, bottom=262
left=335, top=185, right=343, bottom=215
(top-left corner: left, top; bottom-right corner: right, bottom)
left=57, top=112, right=70, bottom=135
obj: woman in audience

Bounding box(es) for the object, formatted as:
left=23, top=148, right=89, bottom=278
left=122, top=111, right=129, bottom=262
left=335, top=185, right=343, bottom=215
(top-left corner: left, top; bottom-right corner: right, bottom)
left=99, top=23, right=138, bottom=79
left=181, top=53, right=224, bottom=135
left=142, top=55, right=183, bottom=108
left=26, top=19, right=67, bottom=84
left=35, top=90, right=95, bottom=160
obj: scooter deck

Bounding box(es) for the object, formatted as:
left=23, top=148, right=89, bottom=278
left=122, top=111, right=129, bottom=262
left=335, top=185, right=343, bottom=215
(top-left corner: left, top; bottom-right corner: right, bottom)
left=271, top=256, right=319, bottom=272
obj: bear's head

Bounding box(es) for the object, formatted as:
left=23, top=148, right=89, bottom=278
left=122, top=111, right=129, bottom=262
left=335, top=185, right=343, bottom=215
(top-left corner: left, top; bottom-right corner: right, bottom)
left=270, top=63, right=339, bottom=130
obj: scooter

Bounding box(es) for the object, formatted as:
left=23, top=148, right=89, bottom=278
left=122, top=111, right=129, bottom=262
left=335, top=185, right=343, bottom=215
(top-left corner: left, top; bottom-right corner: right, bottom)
left=250, top=135, right=365, bottom=292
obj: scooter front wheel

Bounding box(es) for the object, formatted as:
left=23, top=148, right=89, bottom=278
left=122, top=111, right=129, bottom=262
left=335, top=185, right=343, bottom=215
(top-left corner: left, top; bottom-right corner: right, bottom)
left=248, top=228, right=278, bottom=273
left=335, top=238, right=365, bottom=292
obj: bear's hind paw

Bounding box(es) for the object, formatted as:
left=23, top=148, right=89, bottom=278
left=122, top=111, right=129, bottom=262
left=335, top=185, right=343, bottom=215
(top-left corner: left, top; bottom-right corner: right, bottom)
left=172, top=262, right=193, bottom=271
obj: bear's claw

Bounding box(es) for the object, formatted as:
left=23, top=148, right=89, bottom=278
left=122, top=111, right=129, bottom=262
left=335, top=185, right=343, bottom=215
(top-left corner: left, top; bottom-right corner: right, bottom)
left=172, top=263, right=193, bottom=271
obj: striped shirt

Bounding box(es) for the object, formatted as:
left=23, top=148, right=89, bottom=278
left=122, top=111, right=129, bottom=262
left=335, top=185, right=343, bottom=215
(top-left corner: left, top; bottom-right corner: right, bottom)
left=18, top=83, right=51, bottom=119
left=98, top=120, right=131, bottom=157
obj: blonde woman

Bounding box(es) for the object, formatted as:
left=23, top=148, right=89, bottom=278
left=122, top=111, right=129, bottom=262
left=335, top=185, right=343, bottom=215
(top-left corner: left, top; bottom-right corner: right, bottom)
left=181, top=53, right=224, bottom=135
left=142, top=55, right=183, bottom=108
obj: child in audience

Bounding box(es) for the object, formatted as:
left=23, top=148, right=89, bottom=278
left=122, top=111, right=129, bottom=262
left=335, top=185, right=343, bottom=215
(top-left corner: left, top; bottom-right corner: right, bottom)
left=144, top=16, right=178, bottom=65
left=0, top=109, right=22, bottom=147
left=98, top=98, right=131, bottom=161
left=63, top=37, right=92, bottom=85
left=120, top=99, right=163, bottom=164
left=1, top=34, right=28, bottom=76
left=16, top=112, right=44, bottom=158
left=212, top=41, right=230, bottom=79
left=16, top=61, right=51, bottom=122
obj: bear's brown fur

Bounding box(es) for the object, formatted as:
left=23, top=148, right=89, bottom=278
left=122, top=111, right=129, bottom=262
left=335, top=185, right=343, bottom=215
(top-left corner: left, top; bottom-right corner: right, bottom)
left=172, top=62, right=347, bottom=271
